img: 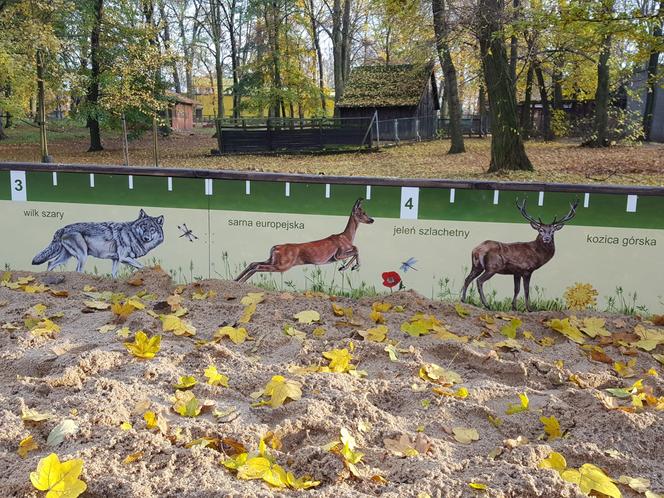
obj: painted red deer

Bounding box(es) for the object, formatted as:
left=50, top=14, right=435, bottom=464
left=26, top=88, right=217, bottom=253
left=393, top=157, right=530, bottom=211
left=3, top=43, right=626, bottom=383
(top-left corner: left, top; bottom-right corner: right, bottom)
left=460, top=198, right=578, bottom=311
left=234, top=198, right=374, bottom=283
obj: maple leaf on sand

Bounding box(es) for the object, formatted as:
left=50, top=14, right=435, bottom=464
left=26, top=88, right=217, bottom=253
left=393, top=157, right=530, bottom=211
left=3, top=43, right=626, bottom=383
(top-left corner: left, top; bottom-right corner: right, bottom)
left=540, top=415, right=561, bottom=440
left=252, top=375, right=302, bottom=408
left=30, top=453, right=87, bottom=498
left=124, top=331, right=161, bottom=359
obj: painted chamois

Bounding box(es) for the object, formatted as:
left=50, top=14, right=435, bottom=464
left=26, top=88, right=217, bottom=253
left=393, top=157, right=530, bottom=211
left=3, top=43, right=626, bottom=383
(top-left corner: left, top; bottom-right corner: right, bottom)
left=460, top=198, right=578, bottom=311
left=234, top=198, right=374, bottom=283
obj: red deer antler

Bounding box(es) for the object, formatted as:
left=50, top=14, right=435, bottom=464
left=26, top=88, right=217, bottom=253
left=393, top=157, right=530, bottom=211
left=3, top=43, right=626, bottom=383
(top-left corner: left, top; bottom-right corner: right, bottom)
left=234, top=198, right=374, bottom=283
left=460, top=198, right=578, bottom=311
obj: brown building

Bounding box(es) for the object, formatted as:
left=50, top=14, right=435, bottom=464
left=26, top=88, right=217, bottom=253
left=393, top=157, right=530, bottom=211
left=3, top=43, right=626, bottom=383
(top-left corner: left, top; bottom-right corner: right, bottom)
left=166, top=93, right=202, bottom=131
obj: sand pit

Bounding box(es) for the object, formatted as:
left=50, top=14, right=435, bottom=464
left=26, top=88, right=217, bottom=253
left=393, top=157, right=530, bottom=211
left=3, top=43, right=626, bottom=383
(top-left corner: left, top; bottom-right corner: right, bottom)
left=1, top=268, right=663, bottom=498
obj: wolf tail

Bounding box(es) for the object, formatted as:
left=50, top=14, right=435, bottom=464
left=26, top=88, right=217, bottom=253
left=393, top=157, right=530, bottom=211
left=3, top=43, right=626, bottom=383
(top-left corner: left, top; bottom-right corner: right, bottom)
left=32, top=229, right=64, bottom=265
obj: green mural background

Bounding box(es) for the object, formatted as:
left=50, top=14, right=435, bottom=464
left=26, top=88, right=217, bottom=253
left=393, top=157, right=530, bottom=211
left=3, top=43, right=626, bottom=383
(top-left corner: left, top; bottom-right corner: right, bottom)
left=1, top=166, right=662, bottom=313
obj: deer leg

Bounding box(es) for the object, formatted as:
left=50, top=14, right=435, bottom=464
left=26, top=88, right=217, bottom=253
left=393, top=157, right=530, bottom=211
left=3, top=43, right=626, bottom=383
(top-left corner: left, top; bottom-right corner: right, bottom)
left=234, top=262, right=261, bottom=283
left=476, top=271, right=495, bottom=309
left=235, top=253, right=295, bottom=283
left=523, top=274, right=533, bottom=312
left=337, top=246, right=358, bottom=271
left=461, top=266, right=483, bottom=302
left=339, top=255, right=357, bottom=271
left=512, top=275, right=521, bottom=311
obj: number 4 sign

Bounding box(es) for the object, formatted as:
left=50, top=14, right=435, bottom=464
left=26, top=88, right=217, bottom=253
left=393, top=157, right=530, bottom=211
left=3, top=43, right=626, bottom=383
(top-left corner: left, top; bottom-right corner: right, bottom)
left=400, top=187, right=419, bottom=219
left=10, top=171, right=27, bottom=201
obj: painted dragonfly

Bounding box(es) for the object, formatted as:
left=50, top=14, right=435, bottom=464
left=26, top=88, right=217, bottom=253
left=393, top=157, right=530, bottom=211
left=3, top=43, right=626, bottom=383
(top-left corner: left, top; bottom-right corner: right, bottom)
left=400, top=257, right=418, bottom=272
left=178, top=224, right=198, bottom=242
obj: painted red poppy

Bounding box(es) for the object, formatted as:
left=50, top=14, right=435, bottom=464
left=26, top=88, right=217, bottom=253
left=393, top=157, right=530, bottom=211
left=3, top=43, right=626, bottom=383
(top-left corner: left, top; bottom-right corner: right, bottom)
left=382, top=271, right=402, bottom=288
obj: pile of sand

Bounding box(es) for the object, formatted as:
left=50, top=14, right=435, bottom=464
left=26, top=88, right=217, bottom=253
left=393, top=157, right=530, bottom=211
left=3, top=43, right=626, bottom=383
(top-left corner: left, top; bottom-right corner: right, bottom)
left=1, top=268, right=662, bottom=498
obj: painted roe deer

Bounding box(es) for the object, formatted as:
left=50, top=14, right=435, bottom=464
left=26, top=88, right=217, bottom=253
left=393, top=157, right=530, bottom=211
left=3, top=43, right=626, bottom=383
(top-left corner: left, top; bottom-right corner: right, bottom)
left=460, top=198, right=578, bottom=311
left=234, top=198, right=374, bottom=283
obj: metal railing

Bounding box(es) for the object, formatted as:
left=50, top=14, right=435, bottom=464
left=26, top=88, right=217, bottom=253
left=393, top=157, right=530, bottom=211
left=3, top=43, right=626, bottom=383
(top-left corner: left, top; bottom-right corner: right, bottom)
left=373, top=114, right=490, bottom=146
left=215, top=116, right=371, bottom=130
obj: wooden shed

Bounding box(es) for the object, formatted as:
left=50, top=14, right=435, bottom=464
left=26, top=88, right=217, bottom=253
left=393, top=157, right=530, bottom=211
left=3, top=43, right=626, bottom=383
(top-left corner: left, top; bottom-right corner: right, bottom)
left=166, top=93, right=201, bottom=131
left=336, top=63, right=439, bottom=140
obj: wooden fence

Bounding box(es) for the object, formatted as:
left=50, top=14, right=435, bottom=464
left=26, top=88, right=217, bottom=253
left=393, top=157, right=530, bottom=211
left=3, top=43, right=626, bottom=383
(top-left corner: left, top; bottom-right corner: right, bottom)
left=214, top=117, right=373, bottom=153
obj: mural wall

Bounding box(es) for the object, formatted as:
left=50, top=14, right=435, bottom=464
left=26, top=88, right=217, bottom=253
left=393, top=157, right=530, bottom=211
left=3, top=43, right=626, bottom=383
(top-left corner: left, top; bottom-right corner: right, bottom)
left=1, top=165, right=662, bottom=313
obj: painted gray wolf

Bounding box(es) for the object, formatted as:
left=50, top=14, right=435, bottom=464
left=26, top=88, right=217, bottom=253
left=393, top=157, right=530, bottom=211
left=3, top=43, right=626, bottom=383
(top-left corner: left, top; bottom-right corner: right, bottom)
left=32, top=209, right=165, bottom=277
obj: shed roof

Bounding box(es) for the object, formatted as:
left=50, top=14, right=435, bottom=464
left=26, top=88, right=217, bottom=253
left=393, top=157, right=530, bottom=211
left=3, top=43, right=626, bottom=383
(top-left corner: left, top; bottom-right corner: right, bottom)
left=165, top=92, right=202, bottom=107
left=336, top=63, right=435, bottom=108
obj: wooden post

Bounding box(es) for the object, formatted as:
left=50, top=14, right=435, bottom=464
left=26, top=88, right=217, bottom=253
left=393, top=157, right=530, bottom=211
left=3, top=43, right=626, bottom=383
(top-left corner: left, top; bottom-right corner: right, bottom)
left=394, top=119, right=400, bottom=144
left=121, top=112, right=129, bottom=166
left=415, top=118, right=420, bottom=141
left=152, top=114, right=159, bottom=168
left=36, top=49, right=52, bottom=163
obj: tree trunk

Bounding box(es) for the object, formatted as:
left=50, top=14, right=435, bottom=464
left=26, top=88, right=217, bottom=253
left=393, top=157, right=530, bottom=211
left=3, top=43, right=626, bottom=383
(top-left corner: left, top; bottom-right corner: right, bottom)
left=159, top=0, right=180, bottom=93
left=643, top=0, right=663, bottom=141
left=433, top=0, right=465, bottom=153
left=229, top=18, right=240, bottom=119
left=332, top=0, right=343, bottom=106
left=210, top=0, right=224, bottom=119
left=3, top=84, right=11, bottom=128
left=270, top=1, right=283, bottom=118
left=185, top=65, right=194, bottom=99
left=215, top=48, right=224, bottom=118
left=520, top=62, right=534, bottom=139
left=552, top=63, right=563, bottom=109
left=332, top=0, right=351, bottom=107
left=587, top=32, right=612, bottom=147
left=220, top=0, right=241, bottom=118
left=534, top=63, right=553, bottom=140
left=0, top=111, right=6, bottom=139
left=341, top=0, right=352, bottom=82
left=477, top=0, right=533, bottom=171
left=509, top=0, right=519, bottom=86
left=178, top=14, right=195, bottom=98
left=87, top=0, right=103, bottom=152
left=438, top=79, right=446, bottom=118
left=309, top=0, right=326, bottom=114
left=36, top=49, right=51, bottom=162
left=385, top=26, right=391, bottom=64
left=478, top=83, right=486, bottom=137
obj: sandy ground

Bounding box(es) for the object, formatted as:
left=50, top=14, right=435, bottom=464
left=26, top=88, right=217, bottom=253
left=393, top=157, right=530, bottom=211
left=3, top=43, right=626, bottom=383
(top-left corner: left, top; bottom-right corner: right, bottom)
left=1, top=268, right=663, bottom=498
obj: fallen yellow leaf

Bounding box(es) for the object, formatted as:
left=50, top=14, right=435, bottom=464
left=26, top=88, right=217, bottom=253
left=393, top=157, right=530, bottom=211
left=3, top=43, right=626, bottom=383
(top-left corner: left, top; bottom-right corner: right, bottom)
left=29, top=453, right=87, bottom=498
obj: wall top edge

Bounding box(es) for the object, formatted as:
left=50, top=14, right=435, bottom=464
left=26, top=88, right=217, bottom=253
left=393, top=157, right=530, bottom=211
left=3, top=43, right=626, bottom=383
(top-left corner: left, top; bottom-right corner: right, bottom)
left=1, top=161, right=663, bottom=196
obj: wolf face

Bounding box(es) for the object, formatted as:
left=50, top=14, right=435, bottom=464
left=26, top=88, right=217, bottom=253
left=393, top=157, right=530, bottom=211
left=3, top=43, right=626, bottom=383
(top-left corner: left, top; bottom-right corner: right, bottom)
left=133, top=209, right=165, bottom=249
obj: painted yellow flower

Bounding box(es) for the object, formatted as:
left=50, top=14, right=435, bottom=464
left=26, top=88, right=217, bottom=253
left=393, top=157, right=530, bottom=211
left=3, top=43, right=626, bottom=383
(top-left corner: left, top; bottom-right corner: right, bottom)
left=563, top=283, right=598, bottom=310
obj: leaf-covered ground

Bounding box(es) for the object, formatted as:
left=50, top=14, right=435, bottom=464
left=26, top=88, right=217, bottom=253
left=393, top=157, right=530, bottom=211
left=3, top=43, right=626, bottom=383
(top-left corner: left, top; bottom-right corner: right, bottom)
left=1, top=268, right=663, bottom=498
left=1, top=125, right=663, bottom=186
